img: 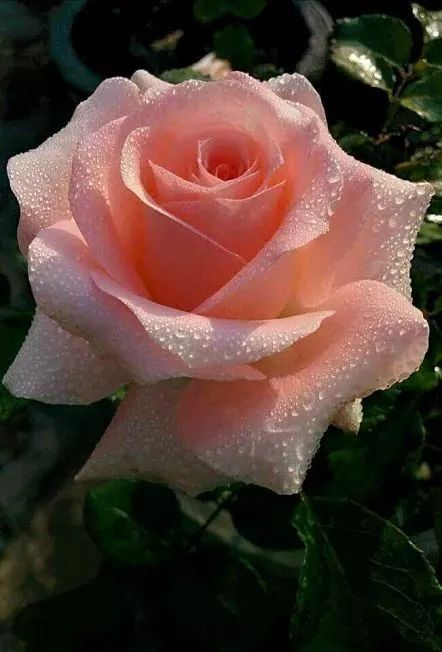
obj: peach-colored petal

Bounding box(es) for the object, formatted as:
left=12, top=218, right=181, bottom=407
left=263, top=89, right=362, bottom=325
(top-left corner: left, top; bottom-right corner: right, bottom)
left=76, top=383, right=225, bottom=494
left=130, top=69, right=171, bottom=93
left=289, top=143, right=434, bottom=311
left=164, top=181, right=285, bottom=260
left=3, top=311, right=127, bottom=404
left=27, top=221, right=264, bottom=384
left=120, top=126, right=249, bottom=310
left=195, top=250, right=299, bottom=320
left=177, top=280, right=428, bottom=493
left=8, top=77, right=142, bottom=254
left=197, top=111, right=343, bottom=318
left=91, top=268, right=333, bottom=370
left=149, top=160, right=262, bottom=202
left=70, top=117, right=146, bottom=293
left=332, top=399, right=363, bottom=433
left=266, top=72, right=327, bottom=124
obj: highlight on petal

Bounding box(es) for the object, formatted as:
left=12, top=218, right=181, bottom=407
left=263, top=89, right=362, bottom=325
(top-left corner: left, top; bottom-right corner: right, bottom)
left=266, top=72, right=327, bottom=124
left=91, top=269, right=333, bottom=371
left=76, top=382, right=225, bottom=495
left=131, top=69, right=171, bottom=93
left=26, top=221, right=268, bottom=384
left=3, top=311, right=127, bottom=405
left=8, top=77, right=143, bottom=254
left=176, top=280, right=428, bottom=493
left=289, top=145, right=434, bottom=311
left=69, top=117, right=146, bottom=294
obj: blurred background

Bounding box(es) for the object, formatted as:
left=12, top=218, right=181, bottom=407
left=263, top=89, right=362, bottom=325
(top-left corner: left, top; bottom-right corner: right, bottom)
left=0, top=1, right=441, bottom=650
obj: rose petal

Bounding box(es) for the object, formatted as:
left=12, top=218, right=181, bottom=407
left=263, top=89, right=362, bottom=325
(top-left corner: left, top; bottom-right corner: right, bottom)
left=332, top=399, right=363, bottom=433
left=197, top=110, right=343, bottom=318
left=120, top=126, right=248, bottom=310
left=76, top=382, right=225, bottom=494
left=70, top=117, right=146, bottom=293
left=91, top=268, right=333, bottom=370
left=28, top=221, right=264, bottom=383
left=289, top=142, right=434, bottom=310
left=8, top=77, right=142, bottom=254
left=164, top=181, right=285, bottom=260
left=266, top=72, right=327, bottom=124
left=177, top=280, right=428, bottom=493
left=3, top=311, right=127, bottom=404
left=131, top=69, right=171, bottom=93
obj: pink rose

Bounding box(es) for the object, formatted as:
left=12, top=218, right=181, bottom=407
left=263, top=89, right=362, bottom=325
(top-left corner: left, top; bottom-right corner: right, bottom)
left=4, top=71, right=433, bottom=494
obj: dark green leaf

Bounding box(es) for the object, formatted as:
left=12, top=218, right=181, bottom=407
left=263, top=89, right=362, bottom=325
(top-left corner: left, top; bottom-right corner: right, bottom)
left=165, top=550, right=272, bottom=652
left=400, top=71, right=442, bottom=123
left=84, top=480, right=181, bottom=566
left=292, top=497, right=442, bottom=651
left=229, top=485, right=301, bottom=550
left=214, top=24, right=255, bottom=70
left=417, top=222, right=442, bottom=245
left=0, top=383, right=26, bottom=423
left=313, top=394, right=424, bottom=508
left=331, top=15, right=412, bottom=91
left=424, top=38, right=442, bottom=69
left=0, top=319, right=30, bottom=376
left=194, top=0, right=266, bottom=23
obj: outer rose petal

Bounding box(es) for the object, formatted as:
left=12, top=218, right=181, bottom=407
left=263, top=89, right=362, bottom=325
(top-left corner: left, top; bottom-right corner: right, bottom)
left=76, top=383, right=225, bottom=495
left=91, top=269, right=333, bottom=370
left=8, top=77, right=142, bottom=254
left=266, top=72, right=327, bottom=124
left=70, top=117, right=146, bottom=293
left=28, top=218, right=332, bottom=385
left=332, top=399, right=363, bottom=433
left=131, top=69, right=171, bottom=93
left=176, top=281, right=428, bottom=493
left=288, top=127, right=434, bottom=311
left=27, top=221, right=263, bottom=383
left=3, top=311, right=127, bottom=404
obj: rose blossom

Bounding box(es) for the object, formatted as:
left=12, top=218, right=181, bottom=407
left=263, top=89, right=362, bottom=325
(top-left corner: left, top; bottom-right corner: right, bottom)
left=4, top=70, right=433, bottom=494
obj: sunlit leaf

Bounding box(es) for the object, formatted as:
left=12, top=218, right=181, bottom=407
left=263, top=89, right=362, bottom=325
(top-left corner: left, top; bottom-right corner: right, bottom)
left=400, top=71, right=442, bottom=122
left=331, top=15, right=412, bottom=91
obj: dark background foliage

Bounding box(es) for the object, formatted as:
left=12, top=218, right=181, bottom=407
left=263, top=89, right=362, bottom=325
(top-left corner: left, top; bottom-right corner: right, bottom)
left=0, top=1, right=441, bottom=650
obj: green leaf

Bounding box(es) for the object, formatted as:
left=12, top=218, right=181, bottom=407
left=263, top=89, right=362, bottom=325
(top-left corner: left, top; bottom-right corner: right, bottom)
left=292, top=497, right=442, bottom=651
left=165, top=550, right=272, bottom=651
left=229, top=485, right=301, bottom=550
left=331, top=15, right=412, bottom=91
left=413, top=4, right=442, bottom=43
left=0, top=383, right=26, bottom=423
left=423, top=38, right=442, bottom=69
left=194, top=0, right=267, bottom=23
left=400, top=71, right=442, bottom=123
left=84, top=480, right=181, bottom=566
left=417, top=222, right=442, bottom=245
left=214, top=24, right=255, bottom=70
left=160, top=67, right=208, bottom=83
left=312, top=393, right=424, bottom=509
